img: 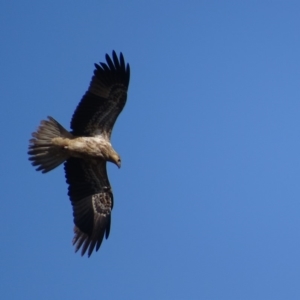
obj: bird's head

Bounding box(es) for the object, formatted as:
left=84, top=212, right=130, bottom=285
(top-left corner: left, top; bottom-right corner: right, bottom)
left=110, top=152, right=121, bottom=168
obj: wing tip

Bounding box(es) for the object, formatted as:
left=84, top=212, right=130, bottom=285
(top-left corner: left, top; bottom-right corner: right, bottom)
left=72, top=218, right=110, bottom=257
left=92, top=51, right=130, bottom=87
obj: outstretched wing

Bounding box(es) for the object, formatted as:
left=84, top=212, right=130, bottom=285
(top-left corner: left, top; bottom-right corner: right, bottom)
left=70, top=51, right=130, bottom=138
left=64, top=158, right=113, bottom=257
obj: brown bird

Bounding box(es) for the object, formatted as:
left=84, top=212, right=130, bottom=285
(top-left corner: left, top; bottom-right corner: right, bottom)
left=28, top=51, right=130, bottom=257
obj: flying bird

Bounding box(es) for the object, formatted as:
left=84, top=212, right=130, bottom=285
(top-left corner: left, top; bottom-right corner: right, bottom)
left=28, top=51, right=130, bottom=257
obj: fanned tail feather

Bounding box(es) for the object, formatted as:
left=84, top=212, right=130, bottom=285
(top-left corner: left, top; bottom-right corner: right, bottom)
left=28, top=116, right=72, bottom=173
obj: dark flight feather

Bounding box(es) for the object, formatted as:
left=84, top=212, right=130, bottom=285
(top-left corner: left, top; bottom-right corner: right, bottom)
left=70, top=51, right=130, bottom=137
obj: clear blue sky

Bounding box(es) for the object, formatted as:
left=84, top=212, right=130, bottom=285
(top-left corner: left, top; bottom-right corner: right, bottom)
left=1, top=1, right=300, bottom=299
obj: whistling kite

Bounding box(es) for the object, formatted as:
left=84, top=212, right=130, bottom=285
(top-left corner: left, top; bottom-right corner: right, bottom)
left=28, top=51, right=130, bottom=257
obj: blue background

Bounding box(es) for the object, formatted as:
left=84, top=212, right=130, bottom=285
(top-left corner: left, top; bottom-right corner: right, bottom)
left=1, top=1, right=300, bottom=299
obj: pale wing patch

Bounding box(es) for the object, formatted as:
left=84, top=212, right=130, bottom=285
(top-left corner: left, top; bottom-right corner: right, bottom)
left=92, top=191, right=112, bottom=217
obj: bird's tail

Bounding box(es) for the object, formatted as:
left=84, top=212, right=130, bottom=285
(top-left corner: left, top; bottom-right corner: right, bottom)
left=28, top=116, right=72, bottom=173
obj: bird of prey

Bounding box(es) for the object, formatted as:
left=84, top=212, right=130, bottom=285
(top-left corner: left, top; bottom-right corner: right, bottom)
left=28, top=51, right=130, bottom=257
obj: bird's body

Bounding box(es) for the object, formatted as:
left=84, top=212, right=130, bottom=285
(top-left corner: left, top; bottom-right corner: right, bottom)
left=28, top=51, right=130, bottom=257
left=52, top=134, right=119, bottom=162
